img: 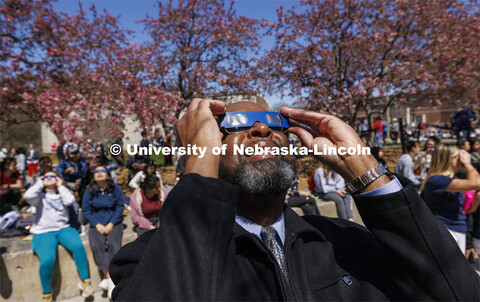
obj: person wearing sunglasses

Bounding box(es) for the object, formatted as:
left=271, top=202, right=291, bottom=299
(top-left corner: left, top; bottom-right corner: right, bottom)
left=23, top=172, right=93, bottom=301
left=111, top=99, right=478, bottom=301
left=82, top=166, right=124, bottom=299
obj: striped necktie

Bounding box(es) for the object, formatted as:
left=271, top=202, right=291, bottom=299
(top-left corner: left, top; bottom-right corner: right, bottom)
left=260, top=226, right=289, bottom=281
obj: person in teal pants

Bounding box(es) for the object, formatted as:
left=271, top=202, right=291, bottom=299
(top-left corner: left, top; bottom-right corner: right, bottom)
left=24, top=171, right=93, bottom=302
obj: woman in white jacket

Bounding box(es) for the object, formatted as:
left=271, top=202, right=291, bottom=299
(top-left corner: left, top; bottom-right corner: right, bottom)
left=23, top=171, right=92, bottom=302
left=128, top=160, right=163, bottom=190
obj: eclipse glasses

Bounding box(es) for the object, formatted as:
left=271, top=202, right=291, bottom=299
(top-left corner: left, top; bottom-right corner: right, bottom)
left=218, top=111, right=290, bottom=133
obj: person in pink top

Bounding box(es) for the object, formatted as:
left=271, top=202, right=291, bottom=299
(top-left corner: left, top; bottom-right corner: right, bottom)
left=129, top=174, right=168, bottom=236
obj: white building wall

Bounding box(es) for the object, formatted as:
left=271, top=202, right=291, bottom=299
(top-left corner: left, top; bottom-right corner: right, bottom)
left=41, top=123, right=58, bottom=153
left=122, top=115, right=143, bottom=147
left=40, top=115, right=149, bottom=153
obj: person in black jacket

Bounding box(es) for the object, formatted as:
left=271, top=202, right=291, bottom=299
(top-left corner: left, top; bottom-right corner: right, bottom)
left=110, top=99, right=479, bottom=301
left=125, top=153, right=149, bottom=181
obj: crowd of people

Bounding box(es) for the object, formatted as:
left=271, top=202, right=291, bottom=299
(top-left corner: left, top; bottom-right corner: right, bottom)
left=0, top=135, right=171, bottom=301
left=356, top=108, right=480, bottom=147
left=0, top=105, right=479, bottom=300
left=383, top=136, right=480, bottom=259
left=302, top=134, right=480, bottom=261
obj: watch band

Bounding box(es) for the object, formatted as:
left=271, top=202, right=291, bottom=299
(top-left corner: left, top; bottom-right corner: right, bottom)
left=346, top=164, right=387, bottom=194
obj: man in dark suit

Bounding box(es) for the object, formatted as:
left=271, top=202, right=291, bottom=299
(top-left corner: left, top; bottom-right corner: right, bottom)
left=111, top=99, right=479, bottom=301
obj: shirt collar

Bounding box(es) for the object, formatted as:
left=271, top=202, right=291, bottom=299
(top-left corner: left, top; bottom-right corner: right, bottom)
left=235, top=212, right=286, bottom=246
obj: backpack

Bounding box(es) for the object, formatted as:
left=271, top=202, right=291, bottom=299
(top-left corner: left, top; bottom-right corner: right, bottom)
left=307, top=171, right=315, bottom=192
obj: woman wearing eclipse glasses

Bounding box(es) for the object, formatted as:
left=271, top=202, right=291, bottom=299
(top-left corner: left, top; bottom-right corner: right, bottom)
left=23, top=171, right=93, bottom=302
left=82, top=165, right=124, bottom=299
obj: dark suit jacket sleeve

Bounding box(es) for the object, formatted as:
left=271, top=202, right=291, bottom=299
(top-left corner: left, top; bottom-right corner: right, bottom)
left=110, top=173, right=239, bottom=301
left=353, top=176, right=480, bottom=300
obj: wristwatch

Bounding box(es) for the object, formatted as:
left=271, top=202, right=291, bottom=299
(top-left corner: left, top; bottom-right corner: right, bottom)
left=346, top=164, right=387, bottom=194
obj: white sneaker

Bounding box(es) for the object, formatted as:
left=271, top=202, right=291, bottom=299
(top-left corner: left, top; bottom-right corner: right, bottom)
left=78, top=278, right=94, bottom=297
left=107, top=277, right=115, bottom=299
left=99, top=278, right=109, bottom=291
left=79, top=225, right=86, bottom=237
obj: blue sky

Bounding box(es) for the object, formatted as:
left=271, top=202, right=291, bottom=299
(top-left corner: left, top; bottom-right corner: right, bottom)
left=53, top=0, right=302, bottom=107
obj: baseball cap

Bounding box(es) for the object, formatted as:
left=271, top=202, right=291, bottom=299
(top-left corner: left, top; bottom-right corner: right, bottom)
left=67, top=144, right=79, bottom=154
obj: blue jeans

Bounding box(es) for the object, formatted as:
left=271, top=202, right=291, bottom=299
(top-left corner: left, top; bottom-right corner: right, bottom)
left=318, top=192, right=353, bottom=220
left=32, top=227, right=89, bottom=294
left=374, top=132, right=383, bottom=148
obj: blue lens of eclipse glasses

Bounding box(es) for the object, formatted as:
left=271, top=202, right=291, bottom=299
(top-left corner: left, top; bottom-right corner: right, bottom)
left=93, top=169, right=108, bottom=174
left=218, top=111, right=290, bottom=133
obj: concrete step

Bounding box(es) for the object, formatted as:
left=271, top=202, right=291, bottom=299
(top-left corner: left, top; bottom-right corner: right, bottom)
left=290, top=198, right=364, bottom=226
left=58, top=289, right=110, bottom=302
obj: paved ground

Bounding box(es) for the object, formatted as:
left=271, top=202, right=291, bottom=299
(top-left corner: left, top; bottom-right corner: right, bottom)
left=58, top=290, right=110, bottom=302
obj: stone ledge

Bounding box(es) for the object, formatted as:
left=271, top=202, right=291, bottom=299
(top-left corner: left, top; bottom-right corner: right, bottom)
left=1, top=200, right=364, bottom=301
left=290, top=198, right=364, bottom=226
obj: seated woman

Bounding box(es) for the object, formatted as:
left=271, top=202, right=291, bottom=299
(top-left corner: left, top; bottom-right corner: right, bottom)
left=0, top=157, right=24, bottom=215
left=23, top=171, right=92, bottom=302
left=130, top=174, right=167, bottom=236
left=129, top=160, right=163, bottom=190
left=313, top=164, right=353, bottom=221
left=422, top=144, right=480, bottom=254
left=82, top=166, right=124, bottom=299
left=285, top=175, right=320, bottom=216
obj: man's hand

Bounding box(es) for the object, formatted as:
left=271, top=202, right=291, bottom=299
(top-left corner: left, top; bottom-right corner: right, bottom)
left=281, top=107, right=389, bottom=192
left=465, top=248, right=477, bottom=260
left=176, top=98, right=226, bottom=178
left=64, top=167, right=75, bottom=174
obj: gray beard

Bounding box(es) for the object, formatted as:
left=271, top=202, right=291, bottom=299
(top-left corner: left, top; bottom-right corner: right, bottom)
left=219, top=156, right=297, bottom=198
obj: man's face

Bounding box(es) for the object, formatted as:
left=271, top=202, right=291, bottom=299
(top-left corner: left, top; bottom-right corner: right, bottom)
left=218, top=102, right=297, bottom=197
left=69, top=152, right=79, bottom=161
